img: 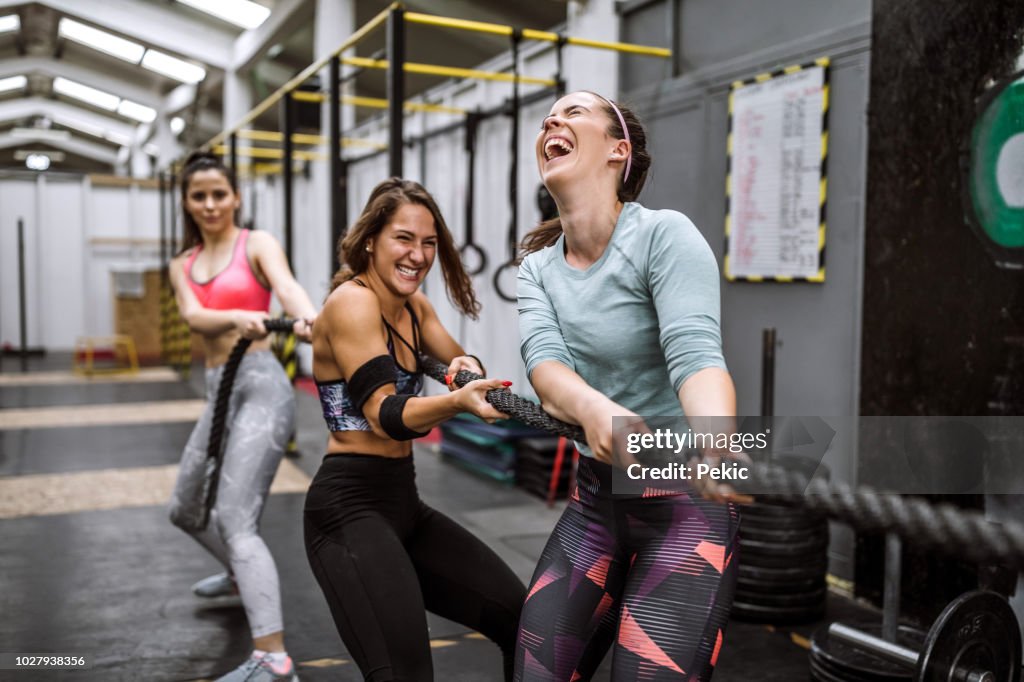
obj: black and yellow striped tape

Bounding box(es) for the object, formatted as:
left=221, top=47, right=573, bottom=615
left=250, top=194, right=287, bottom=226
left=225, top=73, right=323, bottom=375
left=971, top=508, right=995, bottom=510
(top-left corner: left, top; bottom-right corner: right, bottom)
left=724, top=56, right=829, bottom=283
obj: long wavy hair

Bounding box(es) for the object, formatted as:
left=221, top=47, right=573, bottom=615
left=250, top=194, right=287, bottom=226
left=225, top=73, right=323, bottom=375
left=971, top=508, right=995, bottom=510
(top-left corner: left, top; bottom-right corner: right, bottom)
left=520, top=92, right=651, bottom=257
left=178, top=151, right=239, bottom=253
left=331, top=177, right=481, bottom=319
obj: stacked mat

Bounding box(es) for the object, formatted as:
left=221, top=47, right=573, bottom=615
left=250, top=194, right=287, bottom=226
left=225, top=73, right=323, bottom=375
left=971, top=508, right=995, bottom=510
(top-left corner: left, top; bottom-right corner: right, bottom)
left=516, top=437, right=573, bottom=501
left=439, top=414, right=548, bottom=484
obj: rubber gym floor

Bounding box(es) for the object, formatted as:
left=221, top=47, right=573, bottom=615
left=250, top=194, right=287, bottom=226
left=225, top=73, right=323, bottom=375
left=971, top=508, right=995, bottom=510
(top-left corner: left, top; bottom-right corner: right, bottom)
left=0, top=354, right=879, bottom=681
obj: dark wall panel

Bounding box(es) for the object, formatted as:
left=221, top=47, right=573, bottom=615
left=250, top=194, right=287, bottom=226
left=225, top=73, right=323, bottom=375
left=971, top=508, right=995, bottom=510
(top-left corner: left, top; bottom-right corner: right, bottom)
left=859, top=0, right=1024, bottom=622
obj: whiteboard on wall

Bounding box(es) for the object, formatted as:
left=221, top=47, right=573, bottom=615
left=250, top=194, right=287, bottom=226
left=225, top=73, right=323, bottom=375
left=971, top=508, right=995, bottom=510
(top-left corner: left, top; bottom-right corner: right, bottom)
left=725, top=58, right=829, bottom=282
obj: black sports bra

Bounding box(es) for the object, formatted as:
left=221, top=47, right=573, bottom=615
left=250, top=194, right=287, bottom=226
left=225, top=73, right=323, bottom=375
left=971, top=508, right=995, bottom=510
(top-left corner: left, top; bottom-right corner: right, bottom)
left=315, top=281, right=424, bottom=432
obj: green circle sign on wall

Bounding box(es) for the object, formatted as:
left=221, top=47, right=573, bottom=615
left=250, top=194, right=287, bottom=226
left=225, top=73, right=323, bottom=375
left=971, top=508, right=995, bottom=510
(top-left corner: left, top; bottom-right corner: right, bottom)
left=967, top=70, right=1024, bottom=267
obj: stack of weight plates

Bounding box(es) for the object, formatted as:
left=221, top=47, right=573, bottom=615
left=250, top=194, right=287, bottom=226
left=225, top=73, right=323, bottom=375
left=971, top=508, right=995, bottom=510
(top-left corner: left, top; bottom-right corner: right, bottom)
left=733, top=500, right=830, bottom=624
left=808, top=623, right=922, bottom=681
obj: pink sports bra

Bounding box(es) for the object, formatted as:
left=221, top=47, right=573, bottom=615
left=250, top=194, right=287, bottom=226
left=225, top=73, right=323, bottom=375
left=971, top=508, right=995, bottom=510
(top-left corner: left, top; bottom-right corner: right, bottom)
left=183, top=229, right=272, bottom=312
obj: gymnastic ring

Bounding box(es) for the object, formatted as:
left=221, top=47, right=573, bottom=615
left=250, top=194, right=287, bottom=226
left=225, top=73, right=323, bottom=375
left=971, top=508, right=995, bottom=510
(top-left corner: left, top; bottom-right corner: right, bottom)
left=460, top=242, right=488, bottom=276
left=492, top=260, right=518, bottom=303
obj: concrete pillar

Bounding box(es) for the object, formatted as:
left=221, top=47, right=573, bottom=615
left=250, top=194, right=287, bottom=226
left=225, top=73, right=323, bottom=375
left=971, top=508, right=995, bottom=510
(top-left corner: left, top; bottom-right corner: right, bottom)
left=223, top=68, right=253, bottom=135
left=114, top=145, right=130, bottom=176
left=316, top=0, right=356, bottom=130
left=291, top=0, right=356, bottom=371
left=565, top=0, right=620, bottom=97
left=153, top=114, right=182, bottom=171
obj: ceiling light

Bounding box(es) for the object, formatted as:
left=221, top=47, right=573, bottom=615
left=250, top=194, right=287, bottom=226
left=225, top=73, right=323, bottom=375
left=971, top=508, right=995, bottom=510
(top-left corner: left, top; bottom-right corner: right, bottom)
left=52, top=115, right=107, bottom=139
left=15, top=150, right=65, bottom=162
left=118, top=99, right=157, bottom=123
left=26, top=154, right=50, bottom=171
left=176, top=0, right=270, bottom=30
left=11, top=127, right=72, bottom=141
left=141, top=50, right=206, bottom=84
left=0, top=75, right=27, bottom=93
left=0, top=14, right=20, bottom=34
left=104, top=130, right=132, bottom=146
left=53, top=76, right=120, bottom=111
left=170, top=116, right=185, bottom=135
left=58, top=18, right=145, bottom=63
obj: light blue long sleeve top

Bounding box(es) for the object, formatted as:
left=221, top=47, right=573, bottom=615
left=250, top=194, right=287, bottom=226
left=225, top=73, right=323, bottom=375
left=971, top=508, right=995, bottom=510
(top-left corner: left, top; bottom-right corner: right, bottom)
left=517, top=202, right=727, bottom=457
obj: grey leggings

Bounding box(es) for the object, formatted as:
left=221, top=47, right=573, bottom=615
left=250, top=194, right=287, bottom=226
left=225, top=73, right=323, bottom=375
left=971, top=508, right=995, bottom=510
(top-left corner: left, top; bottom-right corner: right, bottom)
left=169, top=350, right=295, bottom=638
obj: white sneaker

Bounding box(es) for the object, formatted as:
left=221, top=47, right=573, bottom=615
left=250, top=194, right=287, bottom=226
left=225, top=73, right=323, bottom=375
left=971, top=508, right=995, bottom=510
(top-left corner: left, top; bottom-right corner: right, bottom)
left=190, top=572, right=238, bottom=598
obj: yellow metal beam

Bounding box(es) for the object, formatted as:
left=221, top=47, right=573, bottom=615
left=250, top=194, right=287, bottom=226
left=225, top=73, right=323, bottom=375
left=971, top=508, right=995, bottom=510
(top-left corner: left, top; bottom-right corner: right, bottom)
left=342, top=56, right=556, bottom=86
left=205, top=2, right=397, bottom=149
left=233, top=129, right=384, bottom=149
left=404, top=11, right=672, bottom=58
left=290, top=91, right=465, bottom=115
left=214, top=145, right=327, bottom=161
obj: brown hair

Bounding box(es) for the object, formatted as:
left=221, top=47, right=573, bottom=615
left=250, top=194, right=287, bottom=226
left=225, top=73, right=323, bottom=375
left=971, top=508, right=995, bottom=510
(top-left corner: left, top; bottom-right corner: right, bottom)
left=178, top=150, right=239, bottom=252
left=520, top=93, right=651, bottom=257
left=331, top=177, right=481, bottom=319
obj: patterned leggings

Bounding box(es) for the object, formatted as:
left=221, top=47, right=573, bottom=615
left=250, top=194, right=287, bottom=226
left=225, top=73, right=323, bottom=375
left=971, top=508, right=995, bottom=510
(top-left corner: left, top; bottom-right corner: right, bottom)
left=169, top=350, right=295, bottom=638
left=515, top=457, right=740, bottom=681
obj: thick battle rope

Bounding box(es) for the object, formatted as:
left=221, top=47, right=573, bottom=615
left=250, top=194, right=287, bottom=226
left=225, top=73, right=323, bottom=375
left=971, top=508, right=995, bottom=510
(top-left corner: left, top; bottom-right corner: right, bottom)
left=201, top=318, right=298, bottom=520
left=420, top=354, right=585, bottom=441
left=420, top=354, right=1024, bottom=569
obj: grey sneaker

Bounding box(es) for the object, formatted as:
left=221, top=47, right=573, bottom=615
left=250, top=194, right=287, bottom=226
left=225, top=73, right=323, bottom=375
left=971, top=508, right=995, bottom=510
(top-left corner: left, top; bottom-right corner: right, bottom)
left=190, top=572, right=238, bottom=598
left=214, top=653, right=298, bottom=681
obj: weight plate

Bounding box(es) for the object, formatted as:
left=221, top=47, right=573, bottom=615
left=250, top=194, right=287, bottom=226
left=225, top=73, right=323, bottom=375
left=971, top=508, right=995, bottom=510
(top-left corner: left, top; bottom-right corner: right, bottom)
left=916, top=590, right=1022, bottom=682
left=739, top=501, right=824, bottom=518
left=737, top=574, right=825, bottom=594
left=964, top=70, right=1024, bottom=267
left=730, top=600, right=825, bottom=624
left=812, top=622, right=921, bottom=681
left=810, top=654, right=905, bottom=682
left=810, top=655, right=853, bottom=682
left=810, top=652, right=908, bottom=682
left=739, top=562, right=828, bottom=583
left=741, top=534, right=829, bottom=557
left=734, top=586, right=827, bottom=608
left=740, top=523, right=829, bottom=544
left=742, top=511, right=828, bottom=531
left=738, top=548, right=828, bottom=569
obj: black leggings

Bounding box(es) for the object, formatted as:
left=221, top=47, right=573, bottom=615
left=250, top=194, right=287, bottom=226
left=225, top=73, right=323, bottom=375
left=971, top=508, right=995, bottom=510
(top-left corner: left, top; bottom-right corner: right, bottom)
left=304, top=453, right=526, bottom=681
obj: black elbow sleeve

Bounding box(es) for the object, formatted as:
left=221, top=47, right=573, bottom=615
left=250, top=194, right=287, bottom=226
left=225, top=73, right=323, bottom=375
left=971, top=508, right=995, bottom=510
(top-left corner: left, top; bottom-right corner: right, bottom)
left=379, top=394, right=429, bottom=441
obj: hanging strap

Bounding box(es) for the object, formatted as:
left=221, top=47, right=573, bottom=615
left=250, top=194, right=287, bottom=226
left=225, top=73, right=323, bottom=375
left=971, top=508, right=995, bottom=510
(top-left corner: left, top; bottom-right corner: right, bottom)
left=493, top=30, right=522, bottom=303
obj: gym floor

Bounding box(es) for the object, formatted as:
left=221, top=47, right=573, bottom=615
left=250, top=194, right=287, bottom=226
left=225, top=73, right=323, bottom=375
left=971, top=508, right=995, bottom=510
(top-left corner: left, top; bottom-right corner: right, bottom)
left=0, top=355, right=879, bottom=681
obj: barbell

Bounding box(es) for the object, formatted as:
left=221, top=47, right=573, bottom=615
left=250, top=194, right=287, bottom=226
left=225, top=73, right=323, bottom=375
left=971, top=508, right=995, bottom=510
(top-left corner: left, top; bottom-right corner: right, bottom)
left=820, top=591, right=1021, bottom=682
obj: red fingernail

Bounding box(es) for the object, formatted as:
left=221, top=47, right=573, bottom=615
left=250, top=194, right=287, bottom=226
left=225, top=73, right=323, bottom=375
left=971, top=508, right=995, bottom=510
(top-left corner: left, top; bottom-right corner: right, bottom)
left=445, top=374, right=453, bottom=386
left=502, top=381, right=513, bottom=387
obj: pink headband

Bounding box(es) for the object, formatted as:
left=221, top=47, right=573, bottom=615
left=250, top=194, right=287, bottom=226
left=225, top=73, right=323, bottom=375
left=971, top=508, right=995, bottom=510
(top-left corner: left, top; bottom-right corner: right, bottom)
left=598, top=95, right=631, bottom=182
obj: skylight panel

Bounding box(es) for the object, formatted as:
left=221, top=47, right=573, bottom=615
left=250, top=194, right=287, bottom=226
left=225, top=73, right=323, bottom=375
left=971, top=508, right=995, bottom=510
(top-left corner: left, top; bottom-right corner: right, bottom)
left=176, top=0, right=270, bottom=30
left=0, top=75, right=27, bottom=93
left=141, top=50, right=206, bottom=84
left=118, top=99, right=157, bottom=123
left=53, top=77, right=120, bottom=111
left=58, top=18, right=145, bottom=63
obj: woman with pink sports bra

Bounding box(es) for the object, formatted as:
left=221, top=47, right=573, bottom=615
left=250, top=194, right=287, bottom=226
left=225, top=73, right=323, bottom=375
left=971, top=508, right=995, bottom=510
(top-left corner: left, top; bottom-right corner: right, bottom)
left=167, top=151, right=318, bottom=682
left=304, top=177, right=526, bottom=681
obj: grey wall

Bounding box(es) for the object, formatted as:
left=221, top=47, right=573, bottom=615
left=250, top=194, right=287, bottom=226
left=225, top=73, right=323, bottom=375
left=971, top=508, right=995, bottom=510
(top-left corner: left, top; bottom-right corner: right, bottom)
left=622, top=0, right=872, bottom=578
